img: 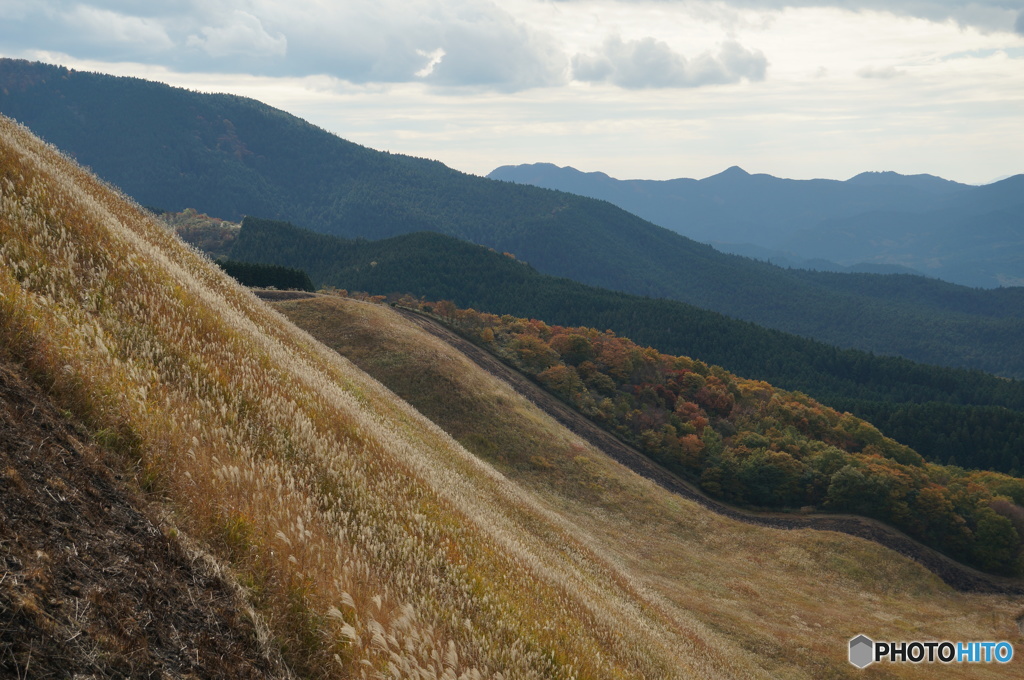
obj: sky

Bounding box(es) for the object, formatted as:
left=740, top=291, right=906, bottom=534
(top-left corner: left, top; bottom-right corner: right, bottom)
left=1, top=0, right=1023, bottom=184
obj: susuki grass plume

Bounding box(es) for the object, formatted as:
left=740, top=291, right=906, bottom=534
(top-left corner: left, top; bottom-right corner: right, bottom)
left=0, top=115, right=763, bottom=678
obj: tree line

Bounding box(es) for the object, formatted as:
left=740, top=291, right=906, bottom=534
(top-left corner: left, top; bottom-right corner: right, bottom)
left=228, top=217, right=1024, bottom=477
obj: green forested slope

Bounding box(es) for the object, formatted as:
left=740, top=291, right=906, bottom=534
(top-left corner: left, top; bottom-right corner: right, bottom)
left=4, top=58, right=1023, bottom=376
left=230, top=217, right=1024, bottom=475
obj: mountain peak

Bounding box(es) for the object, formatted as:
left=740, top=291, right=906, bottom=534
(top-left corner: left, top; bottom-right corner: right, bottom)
left=487, top=162, right=613, bottom=184
left=701, top=165, right=750, bottom=182
left=845, top=170, right=967, bottom=193
left=846, top=170, right=917, bottom=185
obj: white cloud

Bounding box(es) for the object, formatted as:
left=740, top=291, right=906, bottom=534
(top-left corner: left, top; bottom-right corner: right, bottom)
left=414, top=5, right=569, bottom=90
left=68, top=6, right=174, bottom=50
left=225, top=0, right=569, bottom=90
left=415, top=48, right=446, bottom=77
left=0, top=0, right=569, bottom=90
left=856, top=64, right=906, bottom=78
left=572, top=36, right=767, bottom=88
left=4, top=3, right=177, bottom=57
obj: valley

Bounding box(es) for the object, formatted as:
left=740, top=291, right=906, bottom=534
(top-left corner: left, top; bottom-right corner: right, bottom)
left=223, top=216, right=1024, bottom=477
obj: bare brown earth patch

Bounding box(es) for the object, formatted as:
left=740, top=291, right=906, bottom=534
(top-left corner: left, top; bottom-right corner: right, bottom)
left=0, top=355, right=291, bottom=679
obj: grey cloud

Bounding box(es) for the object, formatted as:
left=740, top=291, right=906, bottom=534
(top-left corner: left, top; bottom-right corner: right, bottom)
left=0, top=0, right=568, bottom=92
left=572, top=36, right=767, bottom=88
left=422, top=20, right=568, bottom=91
left=264, top=2, right=569, bottom=90
left=0, top=1, right=176, bottom=60
left=555, top=1, right=1024, bottom=34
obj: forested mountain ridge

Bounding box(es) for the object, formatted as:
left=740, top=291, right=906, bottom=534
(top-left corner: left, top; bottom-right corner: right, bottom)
left=227, top=217, right=1024, bottom=476
left=488, top=162, right=1024, bottom=288
left=4, top=57, right=1023, bottom=377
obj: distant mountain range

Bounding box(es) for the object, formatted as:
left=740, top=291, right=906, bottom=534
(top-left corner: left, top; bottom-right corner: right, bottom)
left=3, top=57, right=1023, bottom=378
left=488, top=163, right=1024, bottom=288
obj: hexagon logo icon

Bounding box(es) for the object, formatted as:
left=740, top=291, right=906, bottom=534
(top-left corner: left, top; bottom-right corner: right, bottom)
left=849, top=635, right=874, bottom=668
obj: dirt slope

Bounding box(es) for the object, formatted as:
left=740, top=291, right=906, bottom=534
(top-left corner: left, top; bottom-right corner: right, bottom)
left=0, top=355, right=290, bottom=679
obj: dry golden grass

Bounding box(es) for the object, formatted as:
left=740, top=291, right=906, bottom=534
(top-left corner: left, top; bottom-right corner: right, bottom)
left=3, top=110, right=1021, bottom=678
left=0, top=115, right=821, bottom=679
left=276, top=294, right=1024, bottom=679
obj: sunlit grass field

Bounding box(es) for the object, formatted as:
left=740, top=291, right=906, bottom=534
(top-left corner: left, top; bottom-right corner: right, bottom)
left=1, top=113, right=1020, bottom=678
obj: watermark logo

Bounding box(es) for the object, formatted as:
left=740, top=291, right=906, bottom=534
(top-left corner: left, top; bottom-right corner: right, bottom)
left=849, top=635, right=1014, bottom=668
left=849, top=635, right=874, bottom=668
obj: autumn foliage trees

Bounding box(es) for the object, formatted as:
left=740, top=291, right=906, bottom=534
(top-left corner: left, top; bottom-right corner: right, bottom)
left=409, top=298, right=1024, bottom=576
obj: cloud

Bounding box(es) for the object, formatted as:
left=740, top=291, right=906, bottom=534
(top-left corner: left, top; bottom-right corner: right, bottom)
left=856, top=65, right=906, bottom=78
left=186, top=10, right=286, bottom=59
left=415, top=48, right=446, bottom=77
left=572, top=36, right=767, bottom=88
left=414, top=7, right=569, bottom=90
left=2, top=0, right=1016, bottom=93
left=0, top=0, right=568, bottom=91
left=0, top=2, right=175, bottom=59
left=69, top=5, right=176, bottom=51
left=552, top=1, right=1024, bottom=34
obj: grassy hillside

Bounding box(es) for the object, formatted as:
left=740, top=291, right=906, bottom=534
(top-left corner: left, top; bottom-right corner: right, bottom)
left=227, top=218, right=1024, bottom=476
left=271, top=293, right=1024, bottom=676
left=3, top=111, right=1023, bottom=677
left=408, top=298, right=1024, bottom=575
left=5, top=58, right=1024, bottom=378
left=3, top=114, right=751, bottom=678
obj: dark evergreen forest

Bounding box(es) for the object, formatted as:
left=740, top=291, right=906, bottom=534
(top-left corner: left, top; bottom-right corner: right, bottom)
left=231, top=217, right=1024, bottom=476
left=216, top=259, right=313, bottom=292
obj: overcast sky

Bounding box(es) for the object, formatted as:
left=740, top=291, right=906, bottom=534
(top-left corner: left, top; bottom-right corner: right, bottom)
left=2, top=0, right=1022, bottom=183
